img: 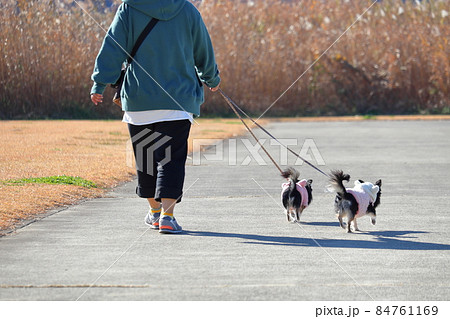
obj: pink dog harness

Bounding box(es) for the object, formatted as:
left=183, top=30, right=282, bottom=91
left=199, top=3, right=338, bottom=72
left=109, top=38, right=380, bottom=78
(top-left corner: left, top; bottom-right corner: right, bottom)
left=346, top=188, right=370, bottom=217
left=346, top=181, right=379, bottom=217
left=281, top=179, right=309, bottom=208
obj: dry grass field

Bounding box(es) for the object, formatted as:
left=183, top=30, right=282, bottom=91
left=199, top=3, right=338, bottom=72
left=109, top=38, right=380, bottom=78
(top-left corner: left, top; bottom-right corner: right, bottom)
left=0, top=119, right=261, bottom=234
left=1, top=0, right=448, bottom=119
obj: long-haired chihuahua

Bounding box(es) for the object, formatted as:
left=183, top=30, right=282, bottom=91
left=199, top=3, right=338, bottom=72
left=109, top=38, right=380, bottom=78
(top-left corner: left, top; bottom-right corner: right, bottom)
left=328, top=170, right=382, bottom=232
left=281, top=167, right=313, bottom=223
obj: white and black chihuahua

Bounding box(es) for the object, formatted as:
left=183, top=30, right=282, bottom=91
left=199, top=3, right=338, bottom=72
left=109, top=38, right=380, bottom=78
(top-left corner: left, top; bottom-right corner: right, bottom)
left=328, top=170, right=382, bottom=233
left=281, top=167, right=313, bottom=222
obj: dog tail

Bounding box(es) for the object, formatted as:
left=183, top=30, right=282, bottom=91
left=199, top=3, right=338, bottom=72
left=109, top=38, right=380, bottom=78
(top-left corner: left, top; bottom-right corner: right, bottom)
left=329, top=170, right=350, bottom=197
left=281, top=167, right=300, bottom=184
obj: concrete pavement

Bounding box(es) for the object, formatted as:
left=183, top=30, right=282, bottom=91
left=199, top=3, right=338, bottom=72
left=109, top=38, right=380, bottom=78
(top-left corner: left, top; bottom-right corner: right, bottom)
left=0, top=120, right=449, bottom=300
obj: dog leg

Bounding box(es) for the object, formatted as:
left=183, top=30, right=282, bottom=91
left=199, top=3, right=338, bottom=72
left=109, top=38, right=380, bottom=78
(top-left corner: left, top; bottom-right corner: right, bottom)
left=295, top=207, right=301, bottom=223
left=338, top=215, right=346, bottom=229
left=287, top=208, right=297, bottom=223
left=347, top=216, right=354, bottom=233
left=353, top=218, right=360, bottom=232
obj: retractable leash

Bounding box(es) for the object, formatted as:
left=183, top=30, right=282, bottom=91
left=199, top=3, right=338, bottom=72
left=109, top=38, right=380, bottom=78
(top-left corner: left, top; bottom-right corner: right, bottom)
left=218, top=88, right=330, bottom=178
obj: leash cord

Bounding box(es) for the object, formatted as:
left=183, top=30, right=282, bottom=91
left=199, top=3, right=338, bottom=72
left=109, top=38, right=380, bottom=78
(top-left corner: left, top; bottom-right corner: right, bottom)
left=218, top=89, right=283, bottom=174
left=218, top=88, right=330, bottom=178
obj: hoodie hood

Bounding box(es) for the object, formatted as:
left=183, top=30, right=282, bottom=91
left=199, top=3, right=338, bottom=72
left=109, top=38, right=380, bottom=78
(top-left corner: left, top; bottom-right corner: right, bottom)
left=122, top=0, right=186, bottom=20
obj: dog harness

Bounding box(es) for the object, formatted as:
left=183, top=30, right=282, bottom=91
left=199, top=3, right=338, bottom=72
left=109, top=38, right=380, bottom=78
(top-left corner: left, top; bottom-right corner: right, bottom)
left=347, top=181, right=379, bottom=217
left=281, top=179, right=309, bottom=208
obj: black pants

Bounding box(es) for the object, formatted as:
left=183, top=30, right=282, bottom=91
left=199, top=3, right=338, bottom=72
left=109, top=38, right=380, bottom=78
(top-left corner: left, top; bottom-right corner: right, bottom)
left=128, top=120, right=191, bottom=203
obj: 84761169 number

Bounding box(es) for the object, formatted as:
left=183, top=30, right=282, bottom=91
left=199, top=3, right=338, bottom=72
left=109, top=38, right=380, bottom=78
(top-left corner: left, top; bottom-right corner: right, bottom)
left=375, top=306, right=438, bottom=316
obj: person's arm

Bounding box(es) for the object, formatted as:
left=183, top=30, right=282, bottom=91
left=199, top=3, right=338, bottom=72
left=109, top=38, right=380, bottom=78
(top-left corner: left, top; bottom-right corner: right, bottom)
left=192, top=9, right=220, bottom=90
left=90, top=4, right=130, bottom=99
left=91, top=93, right=103, bottom=105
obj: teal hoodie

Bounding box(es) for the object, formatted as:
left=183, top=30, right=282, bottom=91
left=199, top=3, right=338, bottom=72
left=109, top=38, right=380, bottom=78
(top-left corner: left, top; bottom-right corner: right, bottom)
left=91, top=0, right=220, bottom=115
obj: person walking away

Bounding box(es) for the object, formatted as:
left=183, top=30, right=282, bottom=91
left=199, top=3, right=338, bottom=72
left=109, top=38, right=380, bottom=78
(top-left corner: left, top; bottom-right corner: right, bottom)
left=90, top=0, right=220, bottom=234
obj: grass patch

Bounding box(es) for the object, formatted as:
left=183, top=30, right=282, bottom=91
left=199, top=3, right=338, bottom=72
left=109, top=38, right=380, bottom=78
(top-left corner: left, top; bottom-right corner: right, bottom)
left=2, top=175, right=97, bottom=188
left=109, top=131, right=126, bottom=136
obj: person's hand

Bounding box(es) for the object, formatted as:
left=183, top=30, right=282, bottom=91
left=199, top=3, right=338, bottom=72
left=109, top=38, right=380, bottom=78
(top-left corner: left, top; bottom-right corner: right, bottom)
left=209, top=84, right=220, bottom=92
left=91, top=93, right=103, bottom=105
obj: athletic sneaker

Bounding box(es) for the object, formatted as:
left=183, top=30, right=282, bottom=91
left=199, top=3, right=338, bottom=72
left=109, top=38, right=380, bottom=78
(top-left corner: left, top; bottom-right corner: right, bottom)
left=144, top=211, right=160, bottom=230
left=159, top=215, right=183, bottom=234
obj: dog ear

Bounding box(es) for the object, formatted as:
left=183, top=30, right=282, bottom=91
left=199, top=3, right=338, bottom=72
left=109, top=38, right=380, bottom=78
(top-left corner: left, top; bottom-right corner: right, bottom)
left=357, top=179, right=364, bottom=183
left=375, top=179, right=382, bottom=186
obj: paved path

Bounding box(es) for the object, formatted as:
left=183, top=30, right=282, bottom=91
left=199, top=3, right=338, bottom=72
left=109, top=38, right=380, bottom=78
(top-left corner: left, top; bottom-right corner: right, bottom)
left=1, top=120, right=449, bottom=300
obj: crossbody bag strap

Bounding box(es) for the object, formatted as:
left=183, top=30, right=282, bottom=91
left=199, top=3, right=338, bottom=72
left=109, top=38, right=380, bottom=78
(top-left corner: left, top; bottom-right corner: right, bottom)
left=127, top=18, right=159, bottom=64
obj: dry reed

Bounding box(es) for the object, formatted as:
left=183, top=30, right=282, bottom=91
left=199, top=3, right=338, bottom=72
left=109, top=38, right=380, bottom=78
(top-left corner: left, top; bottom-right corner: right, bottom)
left=0, top=0, right=448, bottom=119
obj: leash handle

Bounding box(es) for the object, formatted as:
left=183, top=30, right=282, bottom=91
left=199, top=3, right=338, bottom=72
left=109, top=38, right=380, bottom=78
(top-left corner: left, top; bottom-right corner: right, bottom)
left=218, top=88, right=330, bottom=178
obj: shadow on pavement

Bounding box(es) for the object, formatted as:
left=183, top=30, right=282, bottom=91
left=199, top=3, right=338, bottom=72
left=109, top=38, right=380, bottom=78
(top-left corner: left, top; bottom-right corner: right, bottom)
left=302, top=221, right=341, bottom=227
left=184, top=230, right=450, bottom=251
left=363, top=230, right=427, bottom=238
